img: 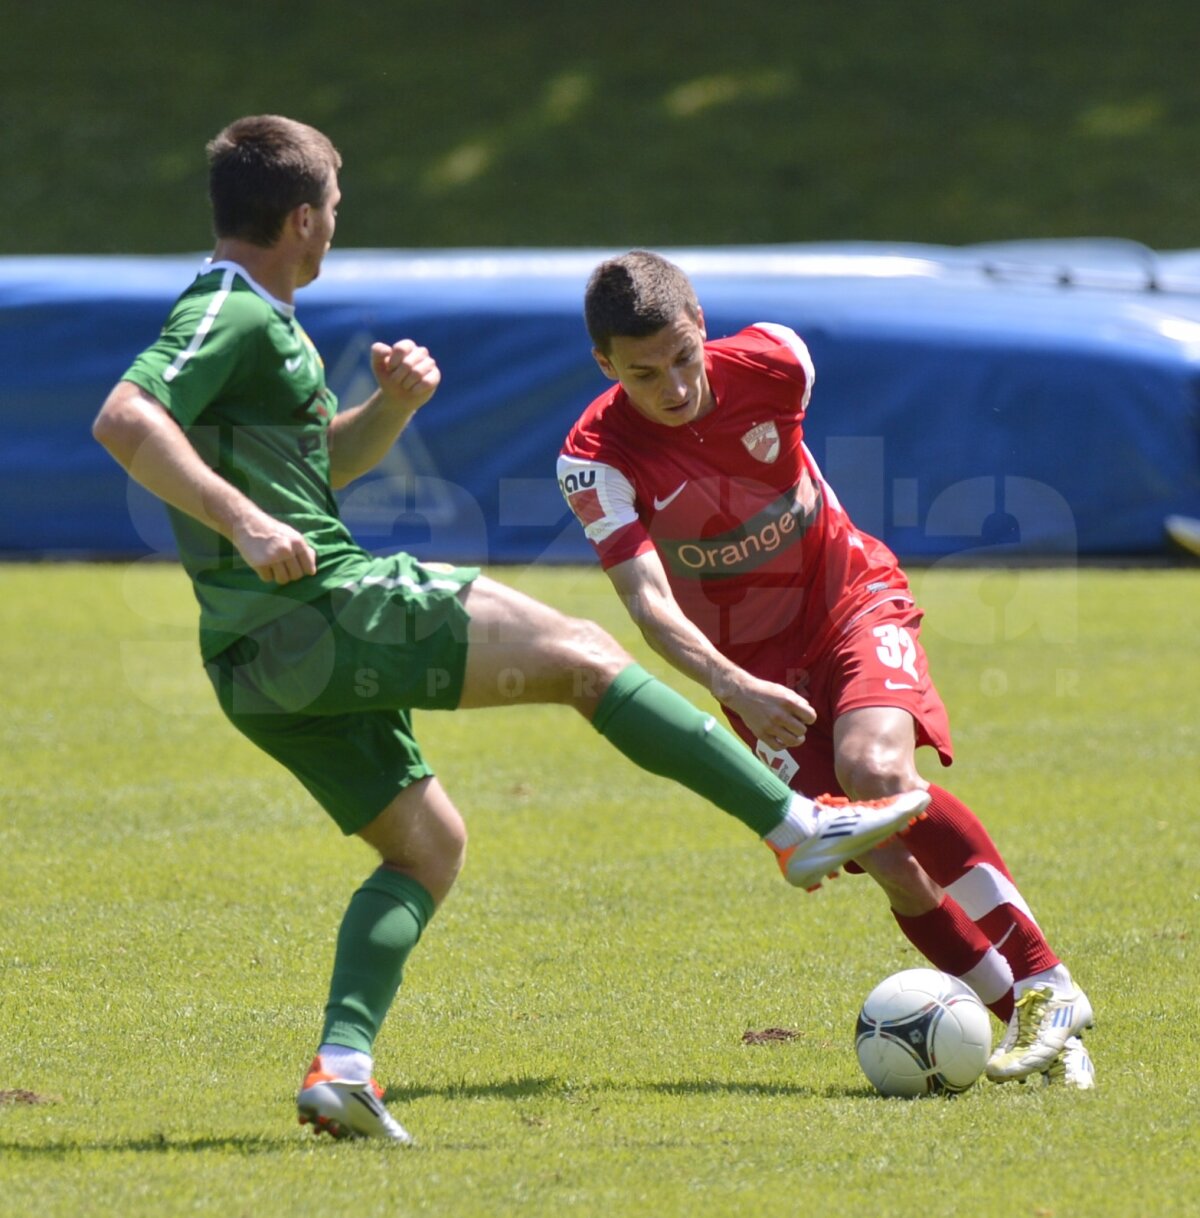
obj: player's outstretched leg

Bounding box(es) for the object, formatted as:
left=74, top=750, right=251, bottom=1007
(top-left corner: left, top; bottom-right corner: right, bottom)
left=590, top=664, right=930, bottom=881
left=456, top=577, right=928, bottom=887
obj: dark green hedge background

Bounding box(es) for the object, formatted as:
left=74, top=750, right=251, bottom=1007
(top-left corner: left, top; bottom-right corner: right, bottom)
left=5, top=0, right=1198, bottom=254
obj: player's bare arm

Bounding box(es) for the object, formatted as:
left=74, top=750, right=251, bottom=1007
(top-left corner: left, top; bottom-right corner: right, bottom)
left=607, top=551, right=816, bottom=749
left=327, top=339, right=440, bottom=488
left=92, top=381, right=317, bottom=584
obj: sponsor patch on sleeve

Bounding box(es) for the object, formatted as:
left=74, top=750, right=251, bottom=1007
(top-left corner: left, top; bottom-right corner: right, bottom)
left=556, top=454, right=640, bottom=544
left=567, top=486, right=606, bottom=527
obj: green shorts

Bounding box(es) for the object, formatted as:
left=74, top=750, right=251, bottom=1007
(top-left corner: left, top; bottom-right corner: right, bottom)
left=205, top=554, right=478, bottom=835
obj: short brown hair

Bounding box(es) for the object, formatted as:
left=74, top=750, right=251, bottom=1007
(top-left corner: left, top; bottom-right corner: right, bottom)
left=206, top=115, right=343, bottom=247
left=583, top=250, right=701, bottom=353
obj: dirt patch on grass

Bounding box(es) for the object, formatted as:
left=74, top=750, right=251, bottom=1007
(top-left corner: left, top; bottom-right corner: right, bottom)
left=741, top=1027, right=800, bottom=1045
left=0, top=1089, right=56, bottom=1106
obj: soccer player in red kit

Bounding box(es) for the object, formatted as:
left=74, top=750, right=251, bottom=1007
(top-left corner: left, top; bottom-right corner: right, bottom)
left=558, top=250, right=1096, bottom=1088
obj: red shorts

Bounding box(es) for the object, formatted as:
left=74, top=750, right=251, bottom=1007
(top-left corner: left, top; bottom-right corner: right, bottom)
left=724, top=598, right=954, bottom=800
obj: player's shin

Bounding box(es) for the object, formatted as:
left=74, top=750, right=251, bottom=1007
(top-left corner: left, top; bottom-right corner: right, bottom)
left=591, top=663, right=791, bottom=836
left=320, top=867, right=436, bottom=1054
left=893, top=896, right=1016, bottom=1021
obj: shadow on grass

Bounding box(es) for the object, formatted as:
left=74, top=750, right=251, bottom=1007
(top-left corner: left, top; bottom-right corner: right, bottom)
left=0, top=1133, right=289, bottom=1156
left=646, top=1081, right=879, bottom=1100
left=0, top=1079, right=884, bottom=1155
left=382, top=1076, right=875, bottom=1102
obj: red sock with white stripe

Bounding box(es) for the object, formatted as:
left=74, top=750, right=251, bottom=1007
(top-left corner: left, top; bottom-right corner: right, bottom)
left=893, top=896, right=1016, bottom=1021
left=902, top=784, right=1060, bottom=984
left=974, top=905, right=1061, bottom=982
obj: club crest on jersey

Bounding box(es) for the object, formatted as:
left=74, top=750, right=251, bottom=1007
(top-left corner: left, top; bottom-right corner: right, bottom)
left=741, top=421, right=780, bottom=463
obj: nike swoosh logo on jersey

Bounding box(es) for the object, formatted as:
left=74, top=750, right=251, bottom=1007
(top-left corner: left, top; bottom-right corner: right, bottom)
left=653, top=482, right=688, bottom=510
left=284, top=354, right=305, bottom=374
left=884, top=679, right=916, bottom=690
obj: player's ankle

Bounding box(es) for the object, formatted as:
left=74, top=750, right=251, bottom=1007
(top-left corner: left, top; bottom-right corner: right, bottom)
left=763, top=794, right=818, bottom=850
left=316, top=1043, right=373, bottom=1082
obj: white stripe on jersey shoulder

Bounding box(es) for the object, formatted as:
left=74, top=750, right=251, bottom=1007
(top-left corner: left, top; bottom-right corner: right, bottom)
left=163, top=267, right=235, bottom=384
left=162, top=261, right=294, bottom=385
left=556, top=453, right=639, bottom=543
left=749, top=321, right=815, bottom=408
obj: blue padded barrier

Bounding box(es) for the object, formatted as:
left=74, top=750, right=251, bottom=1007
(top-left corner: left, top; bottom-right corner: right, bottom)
left=2, top=241, right=1198, bottom=561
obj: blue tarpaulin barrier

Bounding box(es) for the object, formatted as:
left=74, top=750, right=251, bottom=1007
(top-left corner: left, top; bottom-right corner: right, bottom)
left=2, top=241, right=1199, bottom=562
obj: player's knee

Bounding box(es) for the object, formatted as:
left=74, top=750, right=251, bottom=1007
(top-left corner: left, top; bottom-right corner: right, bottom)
left=440, top=813, right=468, bottom=869
left=361, top=783, right=468, bottom=904
left=557, top=616, right=631, bottom=711
left=835, top=740, right=921, bottom=800
left=441, top=823, right=468, bottom=890
left=408, top=817, right=467, bottom=905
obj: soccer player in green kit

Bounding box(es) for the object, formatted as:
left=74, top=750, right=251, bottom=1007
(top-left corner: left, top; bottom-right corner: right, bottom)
left=93, top=115, right=928, bottom=1144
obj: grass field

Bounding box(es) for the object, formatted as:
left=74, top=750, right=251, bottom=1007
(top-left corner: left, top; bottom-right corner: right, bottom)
left=1, top=561, right=1197, bottom=1217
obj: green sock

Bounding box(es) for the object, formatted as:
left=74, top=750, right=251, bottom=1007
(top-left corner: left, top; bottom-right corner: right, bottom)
left=592, top=663, right=791, bottom=837
left=320, top=867, right=436, bottom=1054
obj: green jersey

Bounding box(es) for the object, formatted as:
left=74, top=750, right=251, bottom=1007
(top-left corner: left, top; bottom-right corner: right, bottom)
left=123, top=261, right=376, bottom=659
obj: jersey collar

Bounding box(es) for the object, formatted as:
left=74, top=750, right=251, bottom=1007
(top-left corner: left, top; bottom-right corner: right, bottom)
left=203, top=258, right=296, bottom=318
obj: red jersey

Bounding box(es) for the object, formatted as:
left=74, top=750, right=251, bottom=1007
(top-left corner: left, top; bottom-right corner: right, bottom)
left=558, top=323, right=913, bottom=673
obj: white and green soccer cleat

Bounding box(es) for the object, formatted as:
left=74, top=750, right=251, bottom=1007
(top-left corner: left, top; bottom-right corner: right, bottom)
left=986, top=984, right=1095, bottom=1082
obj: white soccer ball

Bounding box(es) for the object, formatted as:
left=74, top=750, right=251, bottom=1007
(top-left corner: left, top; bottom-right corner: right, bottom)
left=855, top=967, right=992, bottom=1097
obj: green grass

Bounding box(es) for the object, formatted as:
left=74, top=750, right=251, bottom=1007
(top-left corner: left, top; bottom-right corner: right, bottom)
left=4, top=1, right=1200, bottom=252
left=1, top=562, right=1198, bottom=1217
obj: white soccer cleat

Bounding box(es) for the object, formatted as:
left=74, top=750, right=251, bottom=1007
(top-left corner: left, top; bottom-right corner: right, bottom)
left=297, top=1056, right=413, bottom=1144
left=768, top=790, right=930, bottom=892
left=1041, top=1036, right=1096, bottom=1090
left=985, top=984, right=1095, bottom=1082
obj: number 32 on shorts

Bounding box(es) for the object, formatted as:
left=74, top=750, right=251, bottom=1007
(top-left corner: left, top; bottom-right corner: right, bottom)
left=873, top=623, right=920, bottom=684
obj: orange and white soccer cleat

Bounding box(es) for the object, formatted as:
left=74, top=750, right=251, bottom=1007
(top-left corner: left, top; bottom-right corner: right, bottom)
left=768, top=790, right=930, bottom=892
left=297, top=1055, right=413, bottom=1144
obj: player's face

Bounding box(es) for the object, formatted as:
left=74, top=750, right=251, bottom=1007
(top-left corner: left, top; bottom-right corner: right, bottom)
left=297, top=171, right=340, bottom=286
left=594, top=310, right=713, bottom=427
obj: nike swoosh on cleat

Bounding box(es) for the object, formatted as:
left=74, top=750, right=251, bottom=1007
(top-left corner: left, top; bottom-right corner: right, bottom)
left=653, top=482, right=688, bottom=510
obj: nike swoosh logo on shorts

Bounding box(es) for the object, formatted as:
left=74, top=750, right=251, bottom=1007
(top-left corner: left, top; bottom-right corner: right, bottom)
left=285, top=354, right=304, bottom=373
left=884, top=679, right=916, bottom=690
left=653, top=482, right=688, bottom=510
